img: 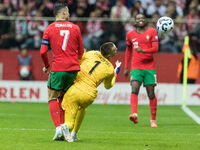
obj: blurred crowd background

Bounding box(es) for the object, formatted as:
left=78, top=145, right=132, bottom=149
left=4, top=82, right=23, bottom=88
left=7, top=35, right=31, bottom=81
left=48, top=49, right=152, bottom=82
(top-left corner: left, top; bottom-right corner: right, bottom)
left=0, top=0, right=200, bottom=52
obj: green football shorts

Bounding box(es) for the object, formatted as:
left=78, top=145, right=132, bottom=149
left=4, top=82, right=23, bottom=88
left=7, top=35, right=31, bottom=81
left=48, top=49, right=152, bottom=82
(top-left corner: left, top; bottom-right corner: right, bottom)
left=47, top=71, right=78, bottom=92
left=130, top=69, right=157, bottom=86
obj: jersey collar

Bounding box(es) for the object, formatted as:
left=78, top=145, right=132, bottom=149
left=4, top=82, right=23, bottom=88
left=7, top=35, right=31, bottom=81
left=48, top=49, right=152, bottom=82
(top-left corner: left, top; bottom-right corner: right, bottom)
left=136, top=26, right=148, bottom=34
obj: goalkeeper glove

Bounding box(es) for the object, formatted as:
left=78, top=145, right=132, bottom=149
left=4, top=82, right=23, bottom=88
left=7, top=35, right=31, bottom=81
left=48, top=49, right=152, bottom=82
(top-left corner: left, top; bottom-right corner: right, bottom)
left=114, top=60, right=121, bottom=77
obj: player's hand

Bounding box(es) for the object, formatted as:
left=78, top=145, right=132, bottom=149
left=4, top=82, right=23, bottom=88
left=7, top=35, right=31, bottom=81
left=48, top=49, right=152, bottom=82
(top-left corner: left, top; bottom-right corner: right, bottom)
left=114, top=60, right=121, bottom=76
left=135, top=47, right=145, bottom=53
left=42, top=66, right=49, bottom=74
left=124, top=68, right=129, bottom=77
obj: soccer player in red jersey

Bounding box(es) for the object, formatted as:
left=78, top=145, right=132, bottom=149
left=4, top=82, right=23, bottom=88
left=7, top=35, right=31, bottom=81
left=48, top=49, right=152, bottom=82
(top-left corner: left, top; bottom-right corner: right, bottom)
left=124, top=14, right=159, bottom=127
left=40, top=3, right=84, bottom=140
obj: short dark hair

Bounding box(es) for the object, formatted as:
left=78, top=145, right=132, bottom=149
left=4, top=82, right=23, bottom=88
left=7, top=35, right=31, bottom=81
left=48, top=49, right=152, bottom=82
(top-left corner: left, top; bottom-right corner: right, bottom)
left=54, top=3, right=67, bottom=16
left=135, top=13, right=145, bottom=19
left=100, top=42, right=114, bottom=56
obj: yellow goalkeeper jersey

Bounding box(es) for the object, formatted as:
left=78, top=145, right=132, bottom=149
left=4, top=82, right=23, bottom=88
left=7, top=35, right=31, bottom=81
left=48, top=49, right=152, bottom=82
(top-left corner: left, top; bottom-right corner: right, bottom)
left=74, top=50, right=115, bottom=95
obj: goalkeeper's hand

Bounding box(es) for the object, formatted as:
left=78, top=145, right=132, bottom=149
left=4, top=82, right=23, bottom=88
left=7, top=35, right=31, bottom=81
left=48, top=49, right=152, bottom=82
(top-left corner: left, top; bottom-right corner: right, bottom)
left=114, top=60, right=121, bottom=77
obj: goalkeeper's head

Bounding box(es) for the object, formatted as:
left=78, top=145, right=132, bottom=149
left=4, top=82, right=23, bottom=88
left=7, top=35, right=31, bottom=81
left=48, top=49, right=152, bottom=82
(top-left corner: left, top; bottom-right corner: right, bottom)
left=100, top=42, right=117, bottom=60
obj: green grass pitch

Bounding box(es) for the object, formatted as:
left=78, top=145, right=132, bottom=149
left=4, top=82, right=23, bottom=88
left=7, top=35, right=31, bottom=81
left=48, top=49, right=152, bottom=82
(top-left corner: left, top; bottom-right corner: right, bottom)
left=0, top=102, right=200, bottom=150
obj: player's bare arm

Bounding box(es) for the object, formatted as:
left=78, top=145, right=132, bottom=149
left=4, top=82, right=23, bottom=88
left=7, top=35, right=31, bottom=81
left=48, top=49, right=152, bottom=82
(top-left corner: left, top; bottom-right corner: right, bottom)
left=124, top=68, right=129, bottom=77
left=124, top=44, right=132, bottom=77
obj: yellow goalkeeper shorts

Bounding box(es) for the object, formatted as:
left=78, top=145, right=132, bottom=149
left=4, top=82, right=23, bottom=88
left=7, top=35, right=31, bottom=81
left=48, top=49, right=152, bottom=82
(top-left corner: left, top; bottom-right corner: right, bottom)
left=62, top=83, right=98, bottom=115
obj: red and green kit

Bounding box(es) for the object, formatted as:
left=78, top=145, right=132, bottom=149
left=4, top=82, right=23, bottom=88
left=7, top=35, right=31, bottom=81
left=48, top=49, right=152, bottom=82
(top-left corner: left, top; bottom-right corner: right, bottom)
left=125, top=27, right=159, bottom=85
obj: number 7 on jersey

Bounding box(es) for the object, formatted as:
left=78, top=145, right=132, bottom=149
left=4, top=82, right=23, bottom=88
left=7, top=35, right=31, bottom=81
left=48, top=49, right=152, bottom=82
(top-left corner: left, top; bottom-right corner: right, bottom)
left=60, top=30, right=70, bottom=51
left=89, top=61, right=101, bottom=75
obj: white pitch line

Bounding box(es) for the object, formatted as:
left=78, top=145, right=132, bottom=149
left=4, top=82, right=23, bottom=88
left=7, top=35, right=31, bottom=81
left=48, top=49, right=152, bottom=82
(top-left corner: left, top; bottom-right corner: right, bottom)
left=182, top=106, right=200, bottom=124
left=0, top=128, right=52, bottom=131
left=0, top=128, right=199, bottom=136
left=0, top=113, right=17, bottom=116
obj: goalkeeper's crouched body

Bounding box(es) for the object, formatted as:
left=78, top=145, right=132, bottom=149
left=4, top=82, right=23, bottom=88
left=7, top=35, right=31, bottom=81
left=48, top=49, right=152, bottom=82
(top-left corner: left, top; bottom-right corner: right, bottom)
left=61, top=42, right=121, bottom=139
left=62, top=83, right=98, bottom=131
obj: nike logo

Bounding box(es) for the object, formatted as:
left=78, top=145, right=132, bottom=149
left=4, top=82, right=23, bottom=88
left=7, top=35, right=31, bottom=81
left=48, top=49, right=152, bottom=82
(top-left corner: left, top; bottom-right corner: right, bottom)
left=132, top=38, right=137, bottom=42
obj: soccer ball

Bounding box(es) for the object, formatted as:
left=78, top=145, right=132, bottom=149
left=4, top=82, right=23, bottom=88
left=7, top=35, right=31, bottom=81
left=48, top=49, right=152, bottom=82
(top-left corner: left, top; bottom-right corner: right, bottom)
left=156, top=16, right=174, bottom=34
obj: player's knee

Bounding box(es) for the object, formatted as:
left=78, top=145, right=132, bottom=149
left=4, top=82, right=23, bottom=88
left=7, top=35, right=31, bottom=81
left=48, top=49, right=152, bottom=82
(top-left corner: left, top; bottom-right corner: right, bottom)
left=131, top=91, right=138, bottom=95
left=148, top=93, right=155, bottom=100
left=131, top=86, right=140, bottom=94
left=131, top=88, right=139, bottom=94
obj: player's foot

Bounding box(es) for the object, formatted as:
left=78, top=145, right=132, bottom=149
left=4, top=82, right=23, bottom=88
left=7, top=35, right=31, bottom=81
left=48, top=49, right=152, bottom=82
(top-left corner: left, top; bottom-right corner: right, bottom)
left=71, top=131, right=80, bottom=141
left=72, top=135, right=80, bottom=141
left=129, top=113, right=138, bottom=124
left=64, top=134, right=74, bottom=142
left=150, top=120, right=158, bottom=127
left=53, top=126, right=63, bottom=140
left=61, top=124, right=74, bottom=142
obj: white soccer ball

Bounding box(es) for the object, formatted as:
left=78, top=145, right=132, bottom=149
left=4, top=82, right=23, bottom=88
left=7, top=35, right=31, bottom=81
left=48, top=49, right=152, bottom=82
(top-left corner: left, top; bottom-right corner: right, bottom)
left=156, top=16, right=174, bottom=34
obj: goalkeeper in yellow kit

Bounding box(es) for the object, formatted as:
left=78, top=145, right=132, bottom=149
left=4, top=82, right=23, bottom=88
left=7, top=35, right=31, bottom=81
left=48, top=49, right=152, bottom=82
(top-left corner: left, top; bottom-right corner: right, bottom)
left=61, top=42, right=121, bottom=142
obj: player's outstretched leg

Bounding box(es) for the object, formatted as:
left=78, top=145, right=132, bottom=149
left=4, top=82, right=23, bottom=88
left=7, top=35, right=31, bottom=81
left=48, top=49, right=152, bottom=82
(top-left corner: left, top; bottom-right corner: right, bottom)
left=129, top=113, right=138, bottom=124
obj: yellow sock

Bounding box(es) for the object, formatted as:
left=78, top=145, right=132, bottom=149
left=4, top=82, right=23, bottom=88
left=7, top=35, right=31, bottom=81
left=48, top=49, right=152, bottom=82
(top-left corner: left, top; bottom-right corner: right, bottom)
left=64, top=103, right=79, bottom=131
left=73, top=108, right=86, bottom=133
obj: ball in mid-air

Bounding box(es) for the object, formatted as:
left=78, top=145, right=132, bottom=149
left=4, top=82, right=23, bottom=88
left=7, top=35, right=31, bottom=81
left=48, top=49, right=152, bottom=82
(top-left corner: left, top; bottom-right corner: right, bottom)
left=156, top=16, right=174, bottom=34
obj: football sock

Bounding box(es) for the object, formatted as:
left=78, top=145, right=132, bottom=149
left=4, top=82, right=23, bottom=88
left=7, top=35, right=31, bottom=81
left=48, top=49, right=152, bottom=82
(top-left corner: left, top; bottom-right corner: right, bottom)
left=64, top=104, right=79, bottom=131
left=49, top=100, right=61, bottom=127
left=150, top=97, right=157, bottom=120
left=56, top=126, right=62, bottom=133
left=58, top=97, right=64, bottom=124
left=71, top=131, right=77, bottom=137
left=130, top=93, right=138, bottom=114
left=73, top=109, right=86, bottom=133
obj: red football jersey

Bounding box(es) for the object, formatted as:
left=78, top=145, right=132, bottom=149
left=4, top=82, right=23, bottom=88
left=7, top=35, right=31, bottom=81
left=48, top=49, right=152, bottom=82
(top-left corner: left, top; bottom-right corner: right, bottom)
left=40, top=21, right=84, bottom=71
left=125, top=27, right=159, bottom=69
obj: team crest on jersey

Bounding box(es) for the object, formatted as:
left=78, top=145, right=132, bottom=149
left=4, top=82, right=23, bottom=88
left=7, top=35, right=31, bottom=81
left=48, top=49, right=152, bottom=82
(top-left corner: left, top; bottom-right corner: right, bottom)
left=146, top=35, right=150, bottom=41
